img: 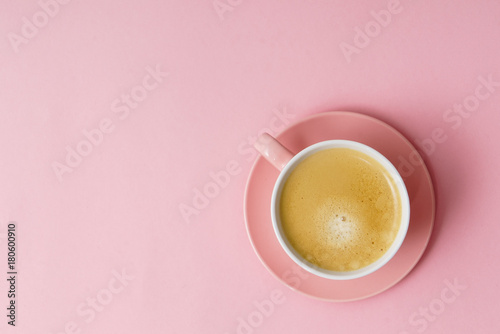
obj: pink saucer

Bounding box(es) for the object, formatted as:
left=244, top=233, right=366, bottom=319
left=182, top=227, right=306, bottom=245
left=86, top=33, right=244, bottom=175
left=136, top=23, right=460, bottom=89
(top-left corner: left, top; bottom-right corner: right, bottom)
left=244, top=111, right=435, bottom=302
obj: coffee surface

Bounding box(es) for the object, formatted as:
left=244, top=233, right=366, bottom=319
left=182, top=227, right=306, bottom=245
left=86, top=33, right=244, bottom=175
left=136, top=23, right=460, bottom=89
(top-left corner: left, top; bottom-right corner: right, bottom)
left=279, top=148, right=402, bottom=271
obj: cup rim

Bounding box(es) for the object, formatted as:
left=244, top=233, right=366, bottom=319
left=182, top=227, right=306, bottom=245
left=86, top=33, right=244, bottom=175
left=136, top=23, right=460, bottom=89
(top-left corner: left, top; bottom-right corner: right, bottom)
left=271, top=139, right=410, bottom=280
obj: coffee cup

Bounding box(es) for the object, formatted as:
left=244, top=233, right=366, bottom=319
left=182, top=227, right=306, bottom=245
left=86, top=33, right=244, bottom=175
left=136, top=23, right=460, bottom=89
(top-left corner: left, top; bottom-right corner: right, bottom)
left=254, top=133, right=410, bottom=280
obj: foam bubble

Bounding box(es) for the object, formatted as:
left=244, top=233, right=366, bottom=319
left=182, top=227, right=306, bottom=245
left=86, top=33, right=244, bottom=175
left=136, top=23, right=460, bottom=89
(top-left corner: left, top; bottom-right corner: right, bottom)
left=326, top=213, right=359, bottom=245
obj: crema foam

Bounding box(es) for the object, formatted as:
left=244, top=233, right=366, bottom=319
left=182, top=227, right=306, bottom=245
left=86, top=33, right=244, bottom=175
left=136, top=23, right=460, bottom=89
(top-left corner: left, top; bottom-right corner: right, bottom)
left=279, top=148, right=402, bottom=272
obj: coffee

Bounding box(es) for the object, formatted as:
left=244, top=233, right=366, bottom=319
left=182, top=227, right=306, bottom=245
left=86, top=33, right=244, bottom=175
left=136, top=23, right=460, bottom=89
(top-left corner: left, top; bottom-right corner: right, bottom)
left=279, top=148, right=402, bottom=272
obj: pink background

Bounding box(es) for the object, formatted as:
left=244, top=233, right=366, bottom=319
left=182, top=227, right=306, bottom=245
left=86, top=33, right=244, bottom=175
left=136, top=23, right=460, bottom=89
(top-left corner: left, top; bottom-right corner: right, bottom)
left=1, top=0, right=499, bottom=333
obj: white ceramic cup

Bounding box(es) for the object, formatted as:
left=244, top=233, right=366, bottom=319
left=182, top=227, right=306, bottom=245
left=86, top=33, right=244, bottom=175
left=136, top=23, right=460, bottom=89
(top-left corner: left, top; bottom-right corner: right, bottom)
left=254, top=133, right=410, bottom=280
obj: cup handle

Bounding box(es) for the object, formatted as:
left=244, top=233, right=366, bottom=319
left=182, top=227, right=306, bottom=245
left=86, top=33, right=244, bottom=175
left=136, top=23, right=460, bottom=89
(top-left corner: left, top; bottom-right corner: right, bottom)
left=254, top=133, right=294, bottom=171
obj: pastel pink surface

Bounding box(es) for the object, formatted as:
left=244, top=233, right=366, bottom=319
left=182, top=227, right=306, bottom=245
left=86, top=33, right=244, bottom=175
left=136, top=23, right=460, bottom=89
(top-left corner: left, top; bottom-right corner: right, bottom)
left=245, top=112, right=435, bottom=301
left=0, top=0, right=500, bottom=333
